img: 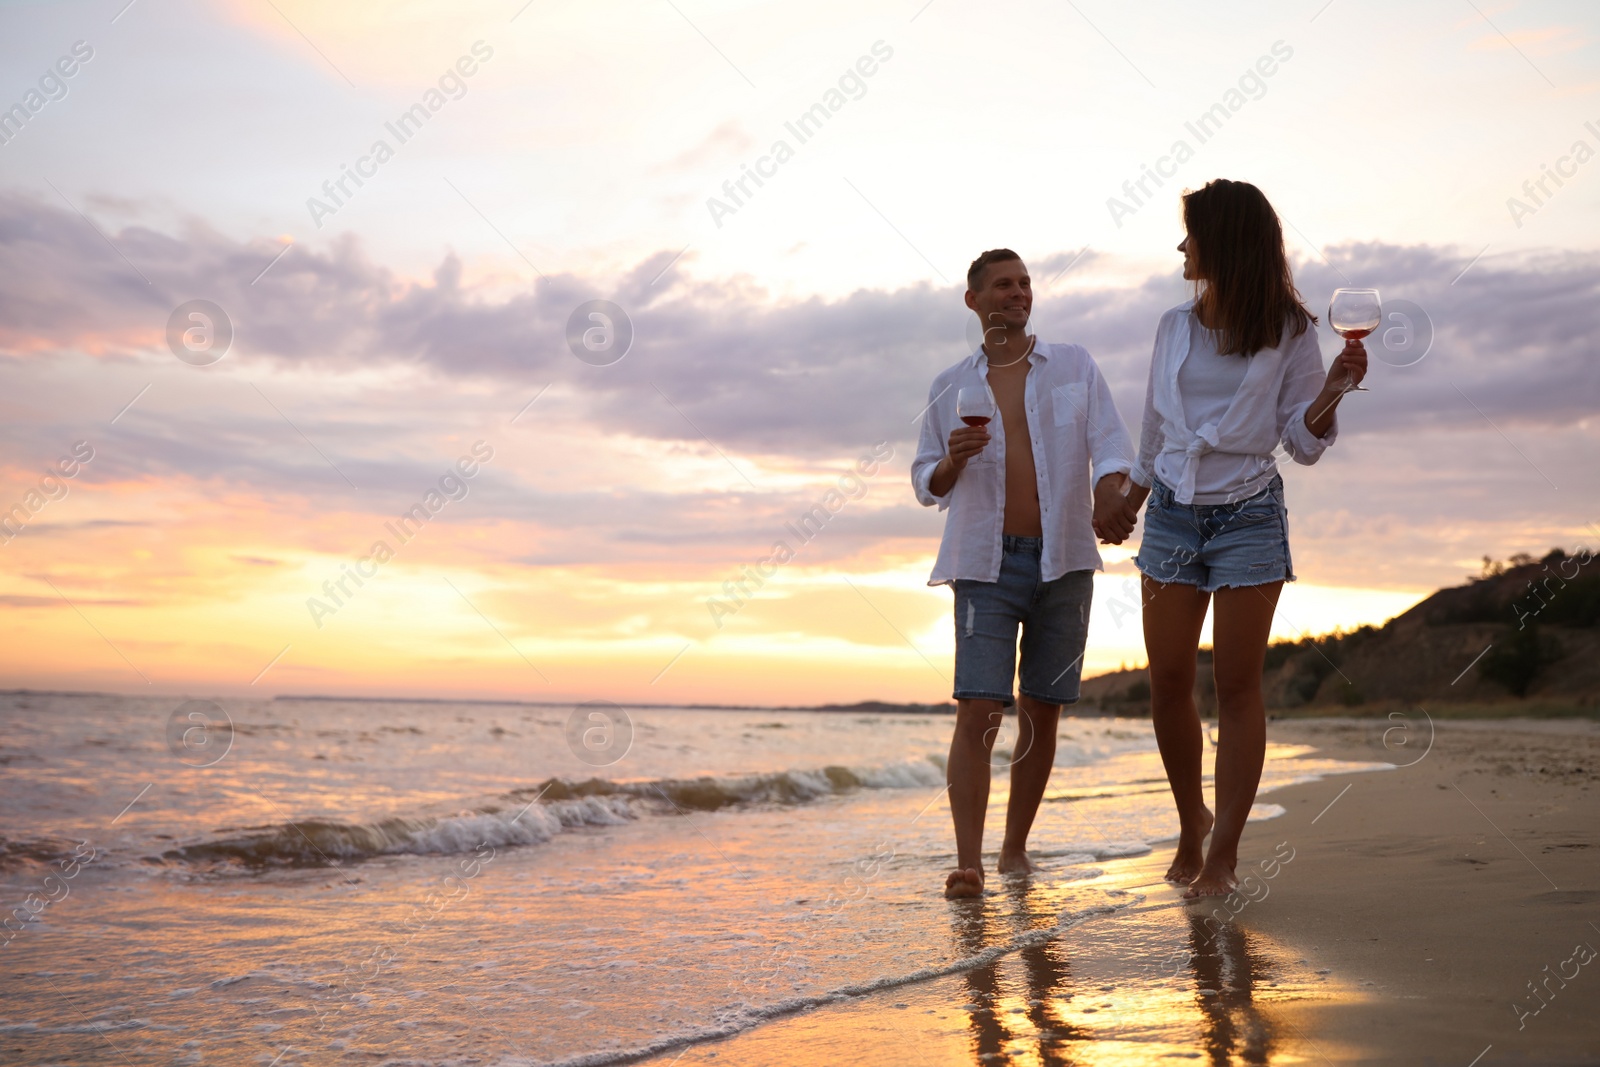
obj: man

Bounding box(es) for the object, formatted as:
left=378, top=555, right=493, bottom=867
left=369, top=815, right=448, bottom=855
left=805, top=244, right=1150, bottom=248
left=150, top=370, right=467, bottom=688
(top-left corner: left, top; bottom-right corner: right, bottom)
left=912, top=249, right=1136, bottom=899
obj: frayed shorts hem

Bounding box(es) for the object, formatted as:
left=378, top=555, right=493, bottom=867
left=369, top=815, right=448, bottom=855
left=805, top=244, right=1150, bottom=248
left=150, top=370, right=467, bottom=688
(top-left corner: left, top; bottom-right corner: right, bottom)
left=1133, top=562, right=1297, bottom=595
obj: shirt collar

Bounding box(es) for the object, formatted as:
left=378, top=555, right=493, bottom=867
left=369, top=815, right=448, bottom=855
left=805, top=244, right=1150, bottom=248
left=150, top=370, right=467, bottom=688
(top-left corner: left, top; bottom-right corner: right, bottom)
left=967, top=334, right=1046, bottom=369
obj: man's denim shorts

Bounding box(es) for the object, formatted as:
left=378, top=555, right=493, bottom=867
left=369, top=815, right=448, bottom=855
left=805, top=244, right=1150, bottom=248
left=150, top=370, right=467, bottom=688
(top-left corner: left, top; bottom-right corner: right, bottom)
left=952, top=535, right=1093, bottom=708
left=1134, top=473, right=1295, bottom=593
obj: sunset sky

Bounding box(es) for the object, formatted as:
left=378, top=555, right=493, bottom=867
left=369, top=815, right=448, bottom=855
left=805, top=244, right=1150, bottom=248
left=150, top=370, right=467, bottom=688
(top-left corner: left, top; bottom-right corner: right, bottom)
left=2, top=0, right=1597, bottom=706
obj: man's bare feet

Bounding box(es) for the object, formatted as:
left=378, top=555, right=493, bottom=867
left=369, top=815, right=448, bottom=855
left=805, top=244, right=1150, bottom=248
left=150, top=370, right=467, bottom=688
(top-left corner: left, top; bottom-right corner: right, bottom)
left=944, top=867, right=984, bottom=899
left=1182, top=858, right=1238, bottom=899
left=996, top=847, right=1040, bottom=876
left=1164, top=806, right=1214, bottom=885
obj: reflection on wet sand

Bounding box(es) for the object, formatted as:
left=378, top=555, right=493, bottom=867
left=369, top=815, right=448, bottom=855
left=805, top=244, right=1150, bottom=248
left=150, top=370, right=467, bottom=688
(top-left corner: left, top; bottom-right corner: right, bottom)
left=1183, top=912, right=1277, bottom=1065
left=950, top=878, right=1294, bottom=1065
left=953, top=882, right=1089, bottom=1065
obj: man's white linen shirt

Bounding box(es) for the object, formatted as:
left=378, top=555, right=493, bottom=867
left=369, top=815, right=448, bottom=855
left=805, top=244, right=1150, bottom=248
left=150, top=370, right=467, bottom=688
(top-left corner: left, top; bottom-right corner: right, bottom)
left=911, top=342, right=1134, bottom=587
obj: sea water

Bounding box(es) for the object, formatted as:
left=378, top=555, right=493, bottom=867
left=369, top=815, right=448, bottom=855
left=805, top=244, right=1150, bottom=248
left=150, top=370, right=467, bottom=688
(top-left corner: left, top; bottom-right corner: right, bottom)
left=0, top=692, right=1384, bottom=1065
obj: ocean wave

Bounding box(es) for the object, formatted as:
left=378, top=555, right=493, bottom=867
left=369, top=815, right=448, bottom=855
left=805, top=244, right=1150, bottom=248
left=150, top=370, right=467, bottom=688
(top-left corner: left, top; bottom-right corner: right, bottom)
left=162, top=796, right=633, bottom=868
left=523, top=757, right=946, bottom=812
left=160, top=758, right=948, bottom=868
left=0, top=835, right=88, bottom=871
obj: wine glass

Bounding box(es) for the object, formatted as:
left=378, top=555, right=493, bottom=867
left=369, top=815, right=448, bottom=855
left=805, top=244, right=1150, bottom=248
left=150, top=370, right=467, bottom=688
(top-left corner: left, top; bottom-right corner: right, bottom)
left=956, top=385, right=995, bottom=456
left=956, top=385, right=995, bottom=426
left=1328, top=288, right=1381, bottom=393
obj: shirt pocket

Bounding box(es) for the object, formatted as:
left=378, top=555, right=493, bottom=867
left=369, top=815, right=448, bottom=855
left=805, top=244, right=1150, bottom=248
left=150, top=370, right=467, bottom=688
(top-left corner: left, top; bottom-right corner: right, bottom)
left=1052, top=383, right=1088, bottom=426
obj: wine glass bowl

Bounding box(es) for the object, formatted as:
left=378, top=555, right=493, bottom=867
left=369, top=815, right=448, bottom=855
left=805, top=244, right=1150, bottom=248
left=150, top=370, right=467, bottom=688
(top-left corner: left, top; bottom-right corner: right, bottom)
left=956, top=385, right=995, bottom=428
left=1329, top=287, right=1381, bottom=392
left=955, top=384, right=995, bottom=461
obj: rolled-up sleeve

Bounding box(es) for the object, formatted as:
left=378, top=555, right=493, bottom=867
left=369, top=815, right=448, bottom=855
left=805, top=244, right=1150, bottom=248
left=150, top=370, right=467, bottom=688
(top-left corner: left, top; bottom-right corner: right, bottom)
left=1085, top=356, right=1135, bottom=485
left=911, top=377, right=951, bottom=509
left=1279, top=322, right=1335, bottom=464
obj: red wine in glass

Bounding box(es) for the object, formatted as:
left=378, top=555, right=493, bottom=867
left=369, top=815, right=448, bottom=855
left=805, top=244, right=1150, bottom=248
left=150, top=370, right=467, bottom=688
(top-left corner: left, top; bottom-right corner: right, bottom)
left=955, top=386, right=995, bottom=456
left=1328, top=288, right=1380, bottom=392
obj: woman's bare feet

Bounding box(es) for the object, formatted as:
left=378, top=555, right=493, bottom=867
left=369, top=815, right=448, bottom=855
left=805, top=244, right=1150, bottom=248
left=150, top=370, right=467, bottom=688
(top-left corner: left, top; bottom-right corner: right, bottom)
left=944, top=867, right=984, bottom=899
left=996, top=847, right=1040, bottom=876
left=1182, top=858, right=1238, bottom=899
left=1164, top=806, right=1214, bottom=885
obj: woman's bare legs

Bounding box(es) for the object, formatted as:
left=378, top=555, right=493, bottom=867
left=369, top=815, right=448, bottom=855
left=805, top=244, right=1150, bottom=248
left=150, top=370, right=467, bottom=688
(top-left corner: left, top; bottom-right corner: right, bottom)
left=1185, top=581, right=1281, bottom=898
left=1142, top=577, right=1215, bottom=884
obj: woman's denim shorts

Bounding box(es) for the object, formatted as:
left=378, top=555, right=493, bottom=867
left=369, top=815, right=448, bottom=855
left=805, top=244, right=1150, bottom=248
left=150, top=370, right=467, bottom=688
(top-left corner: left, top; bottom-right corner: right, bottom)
left=952, top=535, right=1092, bottom=708
left=1134, top=474, right=1295, bottom=593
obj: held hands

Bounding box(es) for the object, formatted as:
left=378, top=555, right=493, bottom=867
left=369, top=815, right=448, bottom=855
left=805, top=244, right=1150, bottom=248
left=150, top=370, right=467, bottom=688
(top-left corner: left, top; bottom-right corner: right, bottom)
left=1092, top=473, right=1141, bottom=545
left=1326, top=338, right=1369, bottom=393
left=944, top=429, right=1143, bottom=546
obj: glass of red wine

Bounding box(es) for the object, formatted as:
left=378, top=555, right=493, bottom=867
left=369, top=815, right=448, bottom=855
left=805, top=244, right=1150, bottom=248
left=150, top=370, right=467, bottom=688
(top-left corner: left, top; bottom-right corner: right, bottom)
left=956, top=385, right=995, bottom=456
left=1328, top=287, right=1381, bottom=393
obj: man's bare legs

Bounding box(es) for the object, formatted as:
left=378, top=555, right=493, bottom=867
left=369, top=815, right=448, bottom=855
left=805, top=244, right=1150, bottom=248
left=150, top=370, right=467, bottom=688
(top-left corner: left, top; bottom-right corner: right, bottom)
left=945, top=694, right=1062, bottom=898
left=1143, top=577, right=1215, bottom=885
left=1185, top=581, right=1280, bottom=898
left=998, top=694, right=1061, bottom=875
left=946, top=698, right=1003, bottom=898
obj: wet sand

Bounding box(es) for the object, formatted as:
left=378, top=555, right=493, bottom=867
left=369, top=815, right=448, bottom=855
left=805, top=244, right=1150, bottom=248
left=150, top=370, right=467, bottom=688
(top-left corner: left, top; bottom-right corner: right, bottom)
left=642, top=717, right=1600, bottom=1065
left=1227, top=716, right=1600, bottom=1065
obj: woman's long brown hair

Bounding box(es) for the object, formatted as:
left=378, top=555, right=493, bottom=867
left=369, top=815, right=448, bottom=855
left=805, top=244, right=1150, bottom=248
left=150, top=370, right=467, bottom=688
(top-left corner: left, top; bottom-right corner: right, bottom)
left=1182, top=179, right=1316, bottom=356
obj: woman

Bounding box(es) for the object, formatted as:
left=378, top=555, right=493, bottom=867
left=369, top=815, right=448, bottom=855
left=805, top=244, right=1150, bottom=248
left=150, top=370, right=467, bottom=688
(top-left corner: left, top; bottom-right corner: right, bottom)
left=1120, top=178, right=1366, bottom=898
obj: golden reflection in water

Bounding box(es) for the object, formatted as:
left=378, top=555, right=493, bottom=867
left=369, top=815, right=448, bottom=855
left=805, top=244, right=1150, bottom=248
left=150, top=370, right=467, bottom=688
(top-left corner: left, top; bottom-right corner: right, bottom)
left=949, top=879, right=1304, bottom=1066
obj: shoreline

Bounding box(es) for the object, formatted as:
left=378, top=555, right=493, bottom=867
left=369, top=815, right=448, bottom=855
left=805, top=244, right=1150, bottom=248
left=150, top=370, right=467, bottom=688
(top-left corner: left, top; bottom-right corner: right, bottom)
left=1211, top=716, right=1600, bottom=1063
left=635, top=716, right=1599, bottom=1065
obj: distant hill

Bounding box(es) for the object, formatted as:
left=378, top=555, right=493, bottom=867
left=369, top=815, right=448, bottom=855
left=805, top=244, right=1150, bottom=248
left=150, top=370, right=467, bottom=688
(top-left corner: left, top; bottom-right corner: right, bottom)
left=798, top=700, right=957, bottom=714
left=1080, top=548, right=1600, bottom=715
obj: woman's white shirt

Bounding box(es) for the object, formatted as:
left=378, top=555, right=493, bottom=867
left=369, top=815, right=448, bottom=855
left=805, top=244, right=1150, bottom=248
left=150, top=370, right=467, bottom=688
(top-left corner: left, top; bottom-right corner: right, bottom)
left=1174, top=311, right=1255, bottom=500
left=1131, top=299, right=1335, bottom=505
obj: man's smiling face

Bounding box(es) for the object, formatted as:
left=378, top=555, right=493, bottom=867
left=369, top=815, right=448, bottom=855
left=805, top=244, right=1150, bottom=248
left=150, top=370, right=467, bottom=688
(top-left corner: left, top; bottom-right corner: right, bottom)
left=966, top=258, right=1033, bottom=341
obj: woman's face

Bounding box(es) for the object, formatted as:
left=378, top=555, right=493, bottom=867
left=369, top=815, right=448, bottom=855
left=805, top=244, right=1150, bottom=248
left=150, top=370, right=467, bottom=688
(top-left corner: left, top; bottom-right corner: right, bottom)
left=1178, top=234, right=1201, bottom=281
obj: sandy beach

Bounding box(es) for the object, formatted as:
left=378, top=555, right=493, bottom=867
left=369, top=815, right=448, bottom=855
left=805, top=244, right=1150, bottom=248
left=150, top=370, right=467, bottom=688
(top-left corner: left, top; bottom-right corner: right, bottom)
left=641, top=716, right=1600, bottom=1066
left=1229, top=717, right=1600, bottom=1065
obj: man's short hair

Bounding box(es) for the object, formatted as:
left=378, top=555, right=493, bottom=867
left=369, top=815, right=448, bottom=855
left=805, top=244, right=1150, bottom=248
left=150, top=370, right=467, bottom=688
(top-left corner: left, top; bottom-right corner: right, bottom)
left=966, top=248, right=1022, bottom=292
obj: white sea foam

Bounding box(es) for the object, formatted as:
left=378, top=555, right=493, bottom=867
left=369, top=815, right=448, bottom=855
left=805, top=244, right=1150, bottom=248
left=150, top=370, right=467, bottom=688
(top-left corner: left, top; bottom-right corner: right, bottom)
left=159, top=759, right=950, bottom=867
left=155, top=755, right=1307, bottom=870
